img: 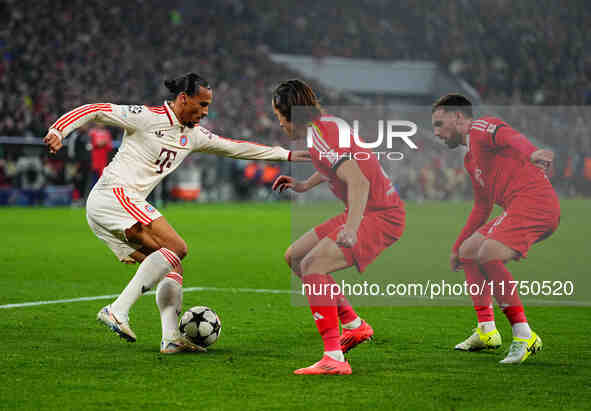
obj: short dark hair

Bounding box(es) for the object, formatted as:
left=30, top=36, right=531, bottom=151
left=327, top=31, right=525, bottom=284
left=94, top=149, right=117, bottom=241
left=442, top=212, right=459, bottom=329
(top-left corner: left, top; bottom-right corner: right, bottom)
left=164, top=73, right=211, bottom=97
left=272, top=79, right=322, bottom=124
left=432, top=93, right=473, bottom=118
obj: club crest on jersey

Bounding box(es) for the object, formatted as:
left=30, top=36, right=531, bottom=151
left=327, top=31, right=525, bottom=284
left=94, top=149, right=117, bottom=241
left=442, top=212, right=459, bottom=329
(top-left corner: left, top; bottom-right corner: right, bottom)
left=128, top=105, right=143, bottom=114
left=179, top=135, right=188, bottom=146
left=144, top=204, right=156, bottom=213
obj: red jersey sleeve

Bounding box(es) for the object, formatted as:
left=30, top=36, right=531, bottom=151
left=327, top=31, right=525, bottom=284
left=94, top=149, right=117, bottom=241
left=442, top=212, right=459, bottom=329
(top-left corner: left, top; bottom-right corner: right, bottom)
left=492, top=124, right=537, bottom=160
left=471, top=117, right=537, bottom=160
left=309, top=119, right=352, bottom=170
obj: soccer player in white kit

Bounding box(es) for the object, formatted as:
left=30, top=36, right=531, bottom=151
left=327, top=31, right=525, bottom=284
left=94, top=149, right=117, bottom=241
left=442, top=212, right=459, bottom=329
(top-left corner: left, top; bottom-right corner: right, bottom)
left=43, top=73, right=309, bottom=353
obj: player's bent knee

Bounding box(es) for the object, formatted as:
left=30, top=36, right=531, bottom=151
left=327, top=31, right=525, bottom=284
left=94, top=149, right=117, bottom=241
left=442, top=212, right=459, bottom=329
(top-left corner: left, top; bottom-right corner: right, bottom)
left=476, top=240, right=516, bottom=265
left=284, top=246, right=305, bottom=277
left=177, top=243, right=188, bottom=260
left=166, top=240, right=188, bottom=260
left=300, top=253, right=331, bottom=276
left=458, top=234, right=484, bottom=260
left=300, top=254, right=317, bottom=276
left=458, top=242, right=476, bottom=260
left=284, top=247, right=294, bottom=268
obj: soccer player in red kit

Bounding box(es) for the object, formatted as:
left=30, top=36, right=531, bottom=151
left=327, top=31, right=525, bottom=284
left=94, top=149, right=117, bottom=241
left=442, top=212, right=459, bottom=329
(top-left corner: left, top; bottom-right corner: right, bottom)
left=432, top=94, right=560, bottom=364
left=271, top=80, right=406, bottom=374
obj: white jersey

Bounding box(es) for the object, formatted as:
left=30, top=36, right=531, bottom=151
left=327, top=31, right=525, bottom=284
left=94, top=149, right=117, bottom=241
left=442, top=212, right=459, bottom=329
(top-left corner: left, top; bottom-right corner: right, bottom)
left=49, top=102, right=291, bottom=199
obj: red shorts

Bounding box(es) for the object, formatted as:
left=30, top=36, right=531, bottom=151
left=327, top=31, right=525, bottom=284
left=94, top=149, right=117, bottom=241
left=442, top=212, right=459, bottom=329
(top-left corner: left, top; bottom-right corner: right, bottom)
left=478, top=196, right=560, bottom=259
left=314, top=207, right=405, bottom=272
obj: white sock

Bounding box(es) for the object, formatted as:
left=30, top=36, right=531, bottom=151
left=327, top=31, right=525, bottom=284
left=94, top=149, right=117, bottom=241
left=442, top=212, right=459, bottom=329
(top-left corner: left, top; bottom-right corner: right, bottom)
left=324, top=350, right=345, bottom=362
left=342, top=317, right=362, bottom=330
left=512, top=322, right=532, bottom=339
left=478, top=321, right=496, bottom=334
left=156, top=274, right=183, bottom=341
left=111, top=248, right=180, bottom=322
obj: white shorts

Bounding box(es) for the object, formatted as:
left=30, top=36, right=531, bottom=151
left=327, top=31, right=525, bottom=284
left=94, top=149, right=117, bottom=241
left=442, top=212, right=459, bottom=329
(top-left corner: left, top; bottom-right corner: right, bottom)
left=86, top=187, right=163, bottom=262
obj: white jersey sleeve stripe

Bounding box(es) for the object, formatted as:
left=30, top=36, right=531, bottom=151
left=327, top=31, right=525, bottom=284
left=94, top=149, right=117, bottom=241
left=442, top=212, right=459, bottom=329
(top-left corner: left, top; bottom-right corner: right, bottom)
left=57, top=106, right=113, bottom=132
left=53, top=104, right=112, bottom=131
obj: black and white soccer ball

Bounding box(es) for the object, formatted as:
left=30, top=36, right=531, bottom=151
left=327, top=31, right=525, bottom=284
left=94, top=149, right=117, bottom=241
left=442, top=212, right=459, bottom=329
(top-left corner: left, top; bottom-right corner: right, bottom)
left=179, top=306, right=221, bottom=348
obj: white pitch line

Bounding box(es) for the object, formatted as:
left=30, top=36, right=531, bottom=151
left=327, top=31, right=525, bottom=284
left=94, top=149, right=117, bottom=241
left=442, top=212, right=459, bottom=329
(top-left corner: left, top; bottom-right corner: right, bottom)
left=0, top=286, right=298, bottom=310
left=1, top=286, right=588, bottom=309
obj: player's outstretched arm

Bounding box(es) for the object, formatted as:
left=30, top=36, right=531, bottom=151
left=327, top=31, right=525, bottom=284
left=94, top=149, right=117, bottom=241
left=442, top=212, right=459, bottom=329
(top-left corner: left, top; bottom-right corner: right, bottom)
left=196, top=132, right=310, bottom=162
left=272, top=172, right=327, bottom=193
left=335, top=160, right=370, bottom=248
left=289, top=151, right=311, bottom=162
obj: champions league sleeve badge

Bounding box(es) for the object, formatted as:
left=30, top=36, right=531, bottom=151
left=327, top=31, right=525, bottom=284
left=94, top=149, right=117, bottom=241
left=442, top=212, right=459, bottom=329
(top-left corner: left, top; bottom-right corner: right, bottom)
left=128, top=105, right=143, bottom=114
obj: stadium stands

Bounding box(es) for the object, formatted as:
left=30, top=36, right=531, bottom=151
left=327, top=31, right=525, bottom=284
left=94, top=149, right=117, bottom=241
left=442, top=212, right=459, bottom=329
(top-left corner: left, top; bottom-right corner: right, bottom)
left=1, top=0, right=589, bottom=201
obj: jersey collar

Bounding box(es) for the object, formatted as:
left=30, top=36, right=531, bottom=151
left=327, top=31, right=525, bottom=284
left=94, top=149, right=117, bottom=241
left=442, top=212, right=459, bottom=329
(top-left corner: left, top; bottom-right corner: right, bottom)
left=163, top=101, right=180, bottom=127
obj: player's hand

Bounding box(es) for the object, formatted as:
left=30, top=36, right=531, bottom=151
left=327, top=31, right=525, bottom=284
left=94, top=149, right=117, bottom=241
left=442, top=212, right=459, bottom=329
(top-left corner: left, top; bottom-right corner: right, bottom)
left=530, top=149, right=553, bottom=171
left=43, top=131, right=63, bottom=154
left=272, top=175, right=307, bottom=193
left=450, top=252, right=462, bottom=272
left=290, top=150, right=311, bottom=162
left=336, top=228, right=357, bottom=248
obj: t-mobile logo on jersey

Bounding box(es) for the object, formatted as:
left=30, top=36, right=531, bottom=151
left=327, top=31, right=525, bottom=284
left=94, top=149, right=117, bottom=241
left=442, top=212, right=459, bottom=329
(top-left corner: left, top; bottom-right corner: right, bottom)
left=307, top=116, right=418, bottom=161
left=155, top=148, right=177, bottom=174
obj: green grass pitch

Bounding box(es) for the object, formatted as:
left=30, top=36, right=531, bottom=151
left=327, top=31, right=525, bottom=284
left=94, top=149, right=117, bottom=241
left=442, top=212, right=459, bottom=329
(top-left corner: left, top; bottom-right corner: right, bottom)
left=1, top=200, right=590, bottom=410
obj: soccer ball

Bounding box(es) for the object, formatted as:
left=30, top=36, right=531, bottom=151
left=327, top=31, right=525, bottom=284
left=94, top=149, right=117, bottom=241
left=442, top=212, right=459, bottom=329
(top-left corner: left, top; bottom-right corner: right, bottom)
left=179, top=306, right=221, bottom=348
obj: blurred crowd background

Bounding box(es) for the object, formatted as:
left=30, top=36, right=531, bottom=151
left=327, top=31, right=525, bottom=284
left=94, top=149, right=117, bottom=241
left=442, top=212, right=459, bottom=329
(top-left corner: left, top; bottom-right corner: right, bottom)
left=1, top=0, right=590, bottom=205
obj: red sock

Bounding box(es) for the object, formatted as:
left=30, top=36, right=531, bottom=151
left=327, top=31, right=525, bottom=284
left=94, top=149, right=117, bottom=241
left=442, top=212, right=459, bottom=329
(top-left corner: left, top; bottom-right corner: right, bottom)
left=461, top=258, right=494, bottom=323
left=302, top=273, right=340, bottom=352
left=480, top=260, right=527, bottom=325
left=326, top=274, right=358, bottom=325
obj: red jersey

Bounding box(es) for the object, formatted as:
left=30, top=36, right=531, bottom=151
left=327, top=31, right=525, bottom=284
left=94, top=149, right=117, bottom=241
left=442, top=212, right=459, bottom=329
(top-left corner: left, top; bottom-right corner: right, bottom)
left=308, top=117, right=402, bottom=211
left=453, top=116, right=559, bottom=252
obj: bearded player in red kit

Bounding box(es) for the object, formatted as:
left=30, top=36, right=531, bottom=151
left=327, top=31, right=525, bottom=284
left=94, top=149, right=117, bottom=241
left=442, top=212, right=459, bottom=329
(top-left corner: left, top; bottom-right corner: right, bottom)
left=271, top=80, right=405, bottom=375
left=432, top=94, right=560, bottom=364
